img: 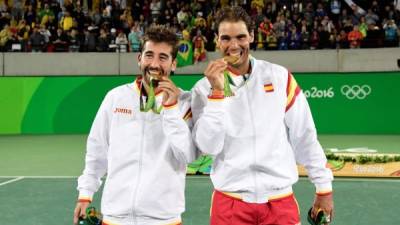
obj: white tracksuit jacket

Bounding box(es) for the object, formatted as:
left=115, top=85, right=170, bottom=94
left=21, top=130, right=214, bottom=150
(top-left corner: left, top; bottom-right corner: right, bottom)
left=191, top=58, right=333, bottom=203
left=77, top=78, right=196, bottom=225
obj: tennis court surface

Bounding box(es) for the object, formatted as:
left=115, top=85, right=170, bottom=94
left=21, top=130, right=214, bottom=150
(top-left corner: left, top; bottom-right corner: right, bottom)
left=1, top=134, right=399, bottom=225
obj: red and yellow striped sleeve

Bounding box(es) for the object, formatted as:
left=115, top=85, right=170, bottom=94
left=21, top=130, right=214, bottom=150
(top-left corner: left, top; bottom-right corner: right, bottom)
left=285, top=73, right=301, bottom=112
left=316, top=189, right=333, bottom=196
left=183, top=108, right=192, bottom=121
left=77, top=196, right=92, bottom=203
left=208, top=89, right=225, bottom=101
left=162, top=101, right=178, bottom=110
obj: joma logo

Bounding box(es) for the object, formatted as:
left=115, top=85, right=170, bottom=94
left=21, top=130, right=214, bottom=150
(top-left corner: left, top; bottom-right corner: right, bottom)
left=114, top=108, right=132, bottom=115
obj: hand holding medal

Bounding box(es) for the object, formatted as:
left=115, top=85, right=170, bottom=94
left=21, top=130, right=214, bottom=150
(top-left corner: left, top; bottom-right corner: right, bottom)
left=158, top=77, right=180, bottom=106
left=204, top=54, right=240, bottom=97
left=140, top=69, right=164, bottom=114
left=222, top=55, right=240, bottom=97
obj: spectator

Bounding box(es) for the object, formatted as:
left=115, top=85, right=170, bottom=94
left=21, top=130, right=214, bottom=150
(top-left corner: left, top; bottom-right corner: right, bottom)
left=150, top=0, right=161, bottom=22
left=364, top=23, right=383, bottom=48
left=266, top=30, right=278, bottom=50
left=303, top=2, right=315, bottom=26
left=321, top=16, right=335, bottom=33
left=192, top=29, right=207, bottom=63
left=315, top=2, right=327, bottom=18
left=359, top=16, right=368, bottom=38
left=256, top=27, right=264, bottom=49
left=52, top=28, right=69, bottom=52
left=264, top=3, right=276, bottom=20
left=128, top=23, right=143, bottom=52
left=11, top=0, right=24, bottom=21
left=17, top=21, right=30, bottom=51
left=177, top=5, right=189, bottom=25
left=343, top=19, right=354, bottom=33
left=330, top=0, right=341, bottom=24
left=29, top=25, right=46, bottom=52
left=39, top=24, right=52, bottom=45
left=204, top=25, right=216, bottom=51
left=119, top=8, right=134, bottom=34
left=91, top=8, right=102, bottom=26
left=383, top=19, right=399, bottom=47
left=310, top=29, right=320, bottom=49
left=259, top=16, right=273, bottom=36
left=340, top=8, right=350, bottom=28
left=137, top=14, right=148, bottom=32
left=382, top=5, right=396, bottom=21
left=142, top=0, right=151, bottom=19
left=46, top=15, right=58, bottom=38
left=108, top=28, right=118, bottom=51
left=24, top=5, right=36, bottom=27
left=60, top=11, right=75, bottom=32
left=68, top=28, right=81, bottom=52
left=194, top=12, right=207, bottom=31
left=38, top=3, right=55, bottom=25
left=348, top=25, right=363, bottom=48
left=365, top=9, right=379, bottom=26
left=288, top=25, right=301, bottom=50
left=274, top=14, right=286, bottom=38
left=278, top=31, right=288, bottom=50
left=292, top=0, right=304, bottom=14
left=83, top=27, right=97, bottom=52
left=336, top=29, right=349, bottom=49
left=300, top=25, right=310, bottom=49
left=329, top=28, right=338, bottom=49
left=318, top=25, right=331, bottom=49
left=253, top=7, right=264, bottom=28
left=350, top=4, right=363, bottom=25
left=190, top=0, right=202, bottom=15
left=0, top=24, right=10, bottom=50
left=97, top=28, right=111, bottom=52
left=115, top=31, right=128, bottom=52
left=370, top=0, right=380, bottom=16
left=74, top=5, right=86, bottom=32
left=131, top=0, right=142, bottom=20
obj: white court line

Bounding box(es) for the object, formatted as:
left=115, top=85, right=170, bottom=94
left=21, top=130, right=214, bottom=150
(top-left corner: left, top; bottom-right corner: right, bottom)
left=0, top=176, right=77, bottom=179
left=0, top=175, right=399, bottom=183
left=0, top=176, right=24, bottom=186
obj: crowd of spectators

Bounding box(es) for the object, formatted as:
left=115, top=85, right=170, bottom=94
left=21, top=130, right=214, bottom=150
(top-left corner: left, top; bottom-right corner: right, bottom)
left=0, top=0, right=399, bottom=52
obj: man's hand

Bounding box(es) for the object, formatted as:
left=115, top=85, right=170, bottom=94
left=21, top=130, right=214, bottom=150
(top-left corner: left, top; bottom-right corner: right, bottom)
left=204, top=59, right=227, bottom=91
left=312, top=193, right=334, bottom=224
left=73, top=201, right=90, bottom=224
left=158, top=77, right=181, bottom=106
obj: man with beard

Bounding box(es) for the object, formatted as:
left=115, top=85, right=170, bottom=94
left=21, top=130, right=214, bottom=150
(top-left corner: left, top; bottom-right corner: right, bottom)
left=191, top=6, right=334, bottom=225
left=73, top=25, right=197, bottom=225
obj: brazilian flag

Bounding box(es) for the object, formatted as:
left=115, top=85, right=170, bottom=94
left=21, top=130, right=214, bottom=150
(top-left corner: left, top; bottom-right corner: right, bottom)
left=177, top=40, right=193, bottom=67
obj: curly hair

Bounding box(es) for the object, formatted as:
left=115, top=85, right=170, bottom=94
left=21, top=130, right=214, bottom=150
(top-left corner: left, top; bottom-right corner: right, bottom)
left=214, top=6, right=254, bottom=34
left=142, top=25, right=179, bottom=59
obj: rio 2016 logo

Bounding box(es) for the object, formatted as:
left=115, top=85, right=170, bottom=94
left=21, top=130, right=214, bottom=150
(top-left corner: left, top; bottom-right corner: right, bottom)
left=303, top=87, right=334, bottom=98
left=340, top=85, right=371, bottom=100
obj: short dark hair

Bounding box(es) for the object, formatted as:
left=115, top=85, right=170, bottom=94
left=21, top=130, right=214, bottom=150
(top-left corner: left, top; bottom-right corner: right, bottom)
left=215, top=6, right=254, bottom=34
left=142, top=25, right=179, bottom=59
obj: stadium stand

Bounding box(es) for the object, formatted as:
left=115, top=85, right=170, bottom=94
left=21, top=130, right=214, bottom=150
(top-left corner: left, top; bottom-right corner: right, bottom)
left=0, top=0, right=398, bottom=52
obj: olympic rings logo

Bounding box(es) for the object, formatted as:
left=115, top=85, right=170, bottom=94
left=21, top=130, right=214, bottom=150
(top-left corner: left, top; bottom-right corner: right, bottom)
left=340, top=85, right=371, bottom=100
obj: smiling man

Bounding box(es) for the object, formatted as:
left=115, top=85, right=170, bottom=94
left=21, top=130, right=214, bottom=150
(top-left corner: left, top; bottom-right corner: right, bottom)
left=191, top=6, right=334, bottom=225
left=73, top=25, right=197, bottom=225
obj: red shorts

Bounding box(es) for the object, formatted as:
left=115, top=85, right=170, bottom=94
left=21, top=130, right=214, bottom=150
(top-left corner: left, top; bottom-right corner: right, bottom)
left=210, top=191, right=300, bottom=225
